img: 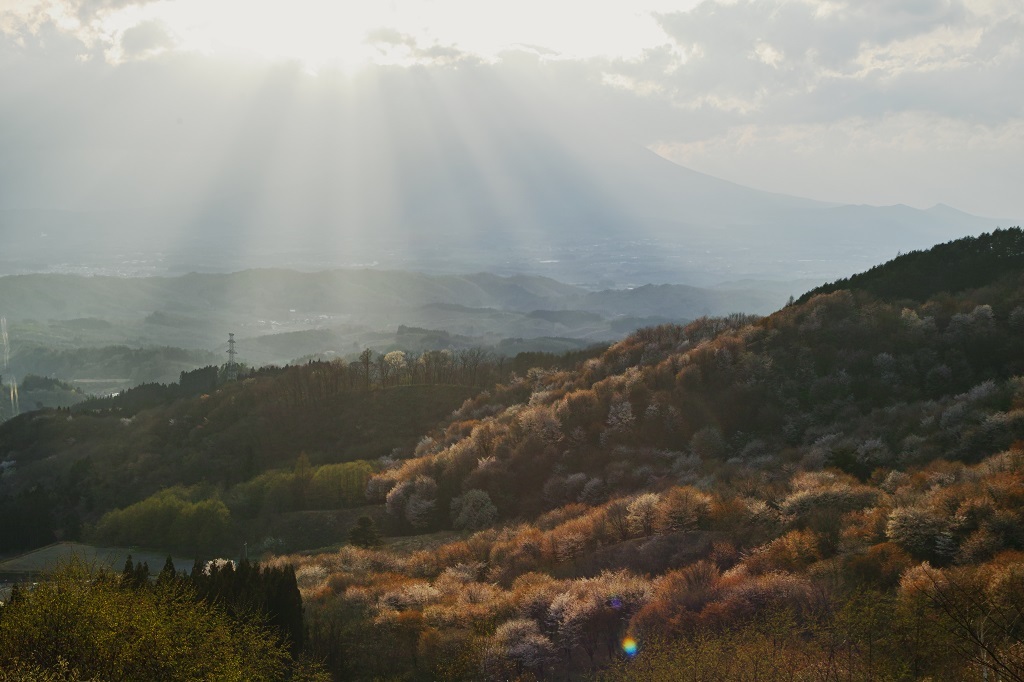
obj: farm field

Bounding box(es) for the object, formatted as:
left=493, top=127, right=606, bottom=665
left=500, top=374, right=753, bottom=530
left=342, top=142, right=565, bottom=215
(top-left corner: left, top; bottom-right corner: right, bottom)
left=0, top=541, right=192, bottom=580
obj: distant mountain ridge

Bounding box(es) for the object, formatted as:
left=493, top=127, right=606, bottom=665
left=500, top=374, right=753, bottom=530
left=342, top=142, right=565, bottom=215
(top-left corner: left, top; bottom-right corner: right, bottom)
left=0, top=268, right=788, bottom=384
left=0, top=130, right=1008, bottom=286
left=0, top=268, right=787, bottom=323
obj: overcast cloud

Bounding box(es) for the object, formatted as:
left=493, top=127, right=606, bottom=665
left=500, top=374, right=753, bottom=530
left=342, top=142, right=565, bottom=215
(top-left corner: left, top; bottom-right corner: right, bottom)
left=0, top=0, right=1021, bottom=218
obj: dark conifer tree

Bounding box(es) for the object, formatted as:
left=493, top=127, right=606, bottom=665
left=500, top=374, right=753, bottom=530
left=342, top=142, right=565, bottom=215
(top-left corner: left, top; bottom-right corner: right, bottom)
left=121, top=555, right=134, bottom=586
left=157, top=556, right=176, bottom=587
left=132, top=561, right=150, bottom=588
left=348, top=516, right=381, bottom=548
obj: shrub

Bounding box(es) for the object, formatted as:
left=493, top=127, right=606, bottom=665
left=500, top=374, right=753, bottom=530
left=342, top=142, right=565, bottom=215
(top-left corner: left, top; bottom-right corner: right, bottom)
left=451, top=490, right=499, bottom=530
left=0, top=562, right=292, bottom=681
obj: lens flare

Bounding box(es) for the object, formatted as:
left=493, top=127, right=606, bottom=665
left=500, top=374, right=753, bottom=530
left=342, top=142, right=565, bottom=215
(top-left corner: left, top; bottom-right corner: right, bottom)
left=622, top=637, right=638, bottom=657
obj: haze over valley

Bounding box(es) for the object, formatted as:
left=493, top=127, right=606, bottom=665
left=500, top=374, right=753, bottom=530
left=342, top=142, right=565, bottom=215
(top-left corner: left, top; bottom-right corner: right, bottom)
left=1, top=1, right=1023, bottom=680
left=1, top=118, right=1008, bottom=287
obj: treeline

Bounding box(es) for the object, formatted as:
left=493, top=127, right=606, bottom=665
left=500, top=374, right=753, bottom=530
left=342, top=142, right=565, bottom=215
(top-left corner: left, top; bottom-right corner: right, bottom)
left=228, top=458, right=373, bottom=517
left=245, top=345, right=606, bottom=398
left=77, top=364, right=221, bottom=412
left=9, top=343, right=220, bottom=389
left=90, top=488, right=234, bottom=555
left=130, top=555, right=305, bottom=658
left=0, top=373, right=87, bottom=422
left=17, top=375, right=80, bottom=392
left=89, top=460, right=375, bottom=555
left=799, top=226, right=1024, bottom=304
left=75, top=345, right=606, bottom=416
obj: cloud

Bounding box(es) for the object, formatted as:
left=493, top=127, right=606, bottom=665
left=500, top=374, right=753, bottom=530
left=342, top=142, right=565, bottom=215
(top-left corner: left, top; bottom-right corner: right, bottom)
left=533, top=0, right=1020, bottom=215
left=603, top=0, right=1024, bottom=124
left=0, top=0, right=1021, bottom=220
left=2, top=1, right=168, bottom=63
left=71, top=0, right=160, bottom=24
left=365, top=27, right=417, bottom=50
left=364, top=26, right=469, bottom=65
left=120, top=19, right=173, bottom=56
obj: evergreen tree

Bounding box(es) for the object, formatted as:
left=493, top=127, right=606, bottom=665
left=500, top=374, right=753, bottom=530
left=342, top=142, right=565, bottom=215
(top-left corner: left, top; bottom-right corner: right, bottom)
left=157, top=556, right=177, bottom=587
left=348, top=516, right=381, bottom=548
left=132, top=560, right=150, bottom=588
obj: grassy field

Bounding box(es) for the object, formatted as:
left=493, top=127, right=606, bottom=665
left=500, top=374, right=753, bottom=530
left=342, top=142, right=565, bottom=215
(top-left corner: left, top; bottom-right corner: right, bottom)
left=382, top=529, right=469, bottom=553
left=0, top=542, right=195, bottom=578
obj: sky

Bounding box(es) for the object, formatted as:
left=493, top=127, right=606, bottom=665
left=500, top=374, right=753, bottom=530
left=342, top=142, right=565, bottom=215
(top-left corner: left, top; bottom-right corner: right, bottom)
left=1, top=0, right=1022, bottom=220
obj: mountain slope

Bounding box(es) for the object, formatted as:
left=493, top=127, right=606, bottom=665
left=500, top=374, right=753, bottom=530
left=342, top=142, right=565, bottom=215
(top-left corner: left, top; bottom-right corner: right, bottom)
left=0, top=269, right=784, bottom=322
left=0, top=94, right=1007, bottom=286
left=4, top=232, right=1024, bottom=680
left=284, top=231, right=1024, bottom=681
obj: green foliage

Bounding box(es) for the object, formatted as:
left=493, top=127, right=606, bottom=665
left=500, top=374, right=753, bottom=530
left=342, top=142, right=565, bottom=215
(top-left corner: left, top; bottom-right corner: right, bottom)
left=0, top=561, right=292, bottom=681
left=0, top=364, right=476, bottom=553
left=451, top=489, right=499, bottom=530
left=228, top=460, right=374, bottom=517
left=91, top=488, right=233, bottom=555
left=82, top=457, right=381, bottom=555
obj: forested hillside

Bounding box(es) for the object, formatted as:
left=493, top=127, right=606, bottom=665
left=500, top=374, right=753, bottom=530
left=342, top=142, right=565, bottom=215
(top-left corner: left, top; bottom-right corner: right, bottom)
left=3, top=229, right=1024, bottom=680
left=799, top=227, right=1024, bottom=303
left=0, top=347, right=602, bottom=556
left=266, top=228, right=1024, bottom=680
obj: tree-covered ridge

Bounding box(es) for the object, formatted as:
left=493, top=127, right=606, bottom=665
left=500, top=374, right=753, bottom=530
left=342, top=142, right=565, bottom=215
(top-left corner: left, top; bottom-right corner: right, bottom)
left=0, top=378, right=472, bottom=556
left=798, top=226, right=1024, bottom=304
left=86, top=459, right=376, bottom=555
left=366, top=282, right=1024, bottom=531
left=272, top=250, right=1024, bottom=679
left=5, top=232, right=1024, bottom=680
left=0, top=347, right=601, bottom=556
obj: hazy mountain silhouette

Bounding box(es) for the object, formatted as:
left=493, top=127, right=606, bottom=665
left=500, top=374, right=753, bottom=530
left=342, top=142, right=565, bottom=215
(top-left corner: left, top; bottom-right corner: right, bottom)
left=0, top=69, right=1007, bottom=285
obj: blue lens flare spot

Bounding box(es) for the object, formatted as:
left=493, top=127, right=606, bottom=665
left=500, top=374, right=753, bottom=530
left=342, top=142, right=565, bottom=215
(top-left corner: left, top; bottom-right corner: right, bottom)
left=622, top=637, right=638, bottom=657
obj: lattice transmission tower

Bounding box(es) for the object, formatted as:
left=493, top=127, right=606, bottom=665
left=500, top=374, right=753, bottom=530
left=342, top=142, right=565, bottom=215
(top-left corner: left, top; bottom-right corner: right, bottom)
left=226, top=332, right=238, bottom=381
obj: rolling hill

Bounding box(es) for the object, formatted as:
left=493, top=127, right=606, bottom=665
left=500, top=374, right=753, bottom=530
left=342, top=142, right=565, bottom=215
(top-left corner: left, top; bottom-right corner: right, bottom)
left=4, top=229, right=1024, bottom=681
